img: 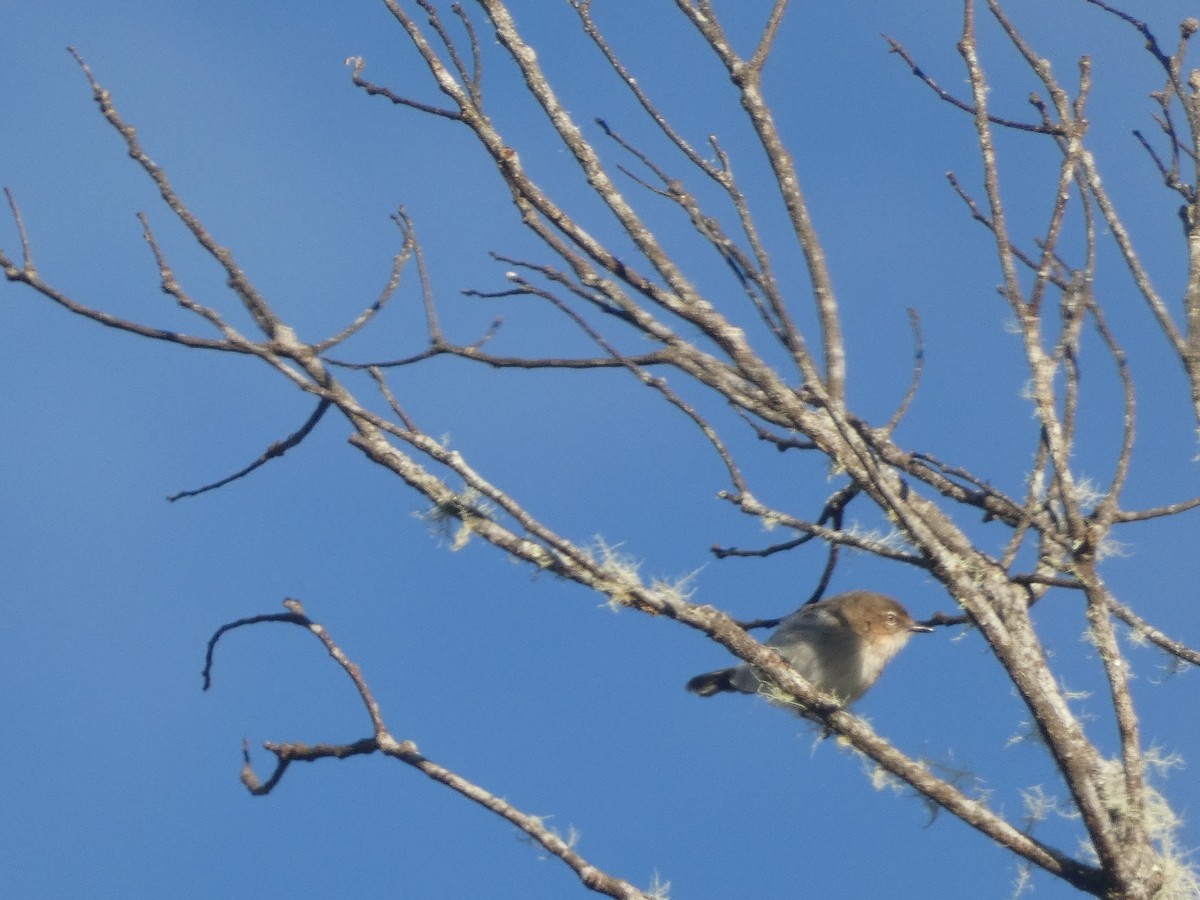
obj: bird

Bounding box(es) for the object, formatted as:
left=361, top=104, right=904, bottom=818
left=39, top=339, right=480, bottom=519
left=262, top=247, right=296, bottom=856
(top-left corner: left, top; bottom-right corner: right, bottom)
left=686, top=590, right=931, bottom=706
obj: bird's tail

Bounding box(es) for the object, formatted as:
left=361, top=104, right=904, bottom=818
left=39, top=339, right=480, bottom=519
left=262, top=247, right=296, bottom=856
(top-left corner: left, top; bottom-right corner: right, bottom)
left=685, top=668, right=739, bottom=697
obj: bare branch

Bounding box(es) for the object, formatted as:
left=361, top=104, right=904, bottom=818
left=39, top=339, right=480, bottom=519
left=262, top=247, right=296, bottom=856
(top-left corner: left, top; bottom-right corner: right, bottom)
left=748, top=0, right=789, bottom=73
left=883, top=308, right=925, bottom=435
left=1083, top=1, right=1183, bottom=83
left=0, top=249, right=246, bottom=353
left=944, top=173, right=1070, bottom=289
left=673, top=0, right=845, bottom=405
left=716, top=488, right=928, bottom=567
left=450, top=4, right=484, bottom=103
left=168, top=399, right=333, bottom=502
left=569, top=0, right=721, bottom=180
left=1107, top=596, right=1200, bottom=668
left=1114, top=496, right=1200, bottom=522
left=958, top=3, right=1124, bottom=881
left=345, top=55, right=462, bottom=120
left=415, top=0, right=480, bottom=108
left=206, top=598, right=658, bottom=899
left=595, top=117, right=800, bottom=357
left=315, top=210, right=415, bottom=352
left=883, top=34, right=1062, bottom=135
left=69, top=48, right=284, bottom=340
left=137, top=212, right=253, bottom=343
left=2, top=186, right=36, bottom=274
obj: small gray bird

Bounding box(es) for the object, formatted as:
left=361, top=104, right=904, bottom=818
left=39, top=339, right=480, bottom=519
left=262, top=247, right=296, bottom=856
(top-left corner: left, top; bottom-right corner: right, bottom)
left=686, top=590, right=931, bottom=705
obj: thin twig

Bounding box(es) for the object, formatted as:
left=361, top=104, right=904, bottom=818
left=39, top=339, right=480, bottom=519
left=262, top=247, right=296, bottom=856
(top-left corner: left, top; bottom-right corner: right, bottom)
left=168, top=400, right=333, bottom=502
left=569, top=0, right=721, bottom=180
left=2, top=186, right=36, bottom=273
left=883, top=308, right=925, bottom=435
left=883, top=34, right=1062, bottom=135
left=345, top=56, right=462, bottom=120
left=316, top=211, right=415, bottom=352
left=70, top=48, right=284, bottom=340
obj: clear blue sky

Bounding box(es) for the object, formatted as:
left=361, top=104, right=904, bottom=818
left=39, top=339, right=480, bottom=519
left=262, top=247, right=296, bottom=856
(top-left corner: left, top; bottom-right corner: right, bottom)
left=3, top=2, right=1198, bottom=898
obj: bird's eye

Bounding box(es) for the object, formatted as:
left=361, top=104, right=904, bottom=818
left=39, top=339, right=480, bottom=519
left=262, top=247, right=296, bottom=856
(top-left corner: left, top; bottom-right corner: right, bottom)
left=886, top=612, right=897, bottom=624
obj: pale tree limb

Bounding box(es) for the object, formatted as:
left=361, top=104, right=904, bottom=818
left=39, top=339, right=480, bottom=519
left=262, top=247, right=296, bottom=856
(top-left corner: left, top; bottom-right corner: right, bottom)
left=671, top=0, right=845, bottom=406
left=204, top=599, right=660, bottom=900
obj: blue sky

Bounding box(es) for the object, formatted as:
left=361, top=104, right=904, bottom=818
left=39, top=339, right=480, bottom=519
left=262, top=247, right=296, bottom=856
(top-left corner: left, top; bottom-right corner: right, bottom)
left=3, top=2, right=1199, bottom=898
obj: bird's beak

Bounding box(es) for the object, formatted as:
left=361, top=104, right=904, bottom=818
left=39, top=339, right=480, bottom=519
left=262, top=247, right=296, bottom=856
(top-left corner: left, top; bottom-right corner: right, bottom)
left=911, top=623, right=934, bottom=633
